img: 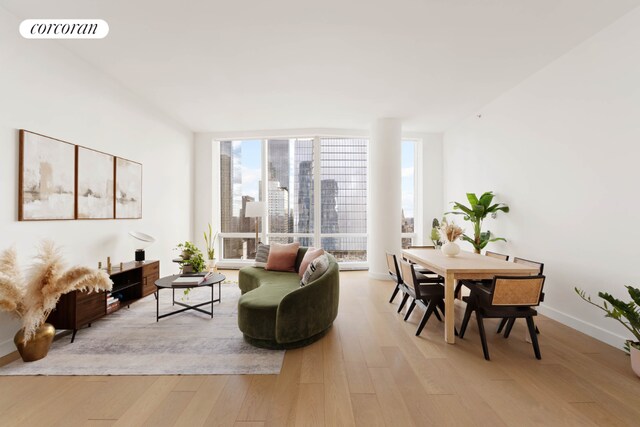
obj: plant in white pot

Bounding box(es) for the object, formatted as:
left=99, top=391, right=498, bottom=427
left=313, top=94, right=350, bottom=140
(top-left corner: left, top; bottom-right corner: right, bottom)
left=575, top=286, right=640, bottom=377
left=203, top=223, right=218, bottom=271
left=439, top=218, right=464, bottom=257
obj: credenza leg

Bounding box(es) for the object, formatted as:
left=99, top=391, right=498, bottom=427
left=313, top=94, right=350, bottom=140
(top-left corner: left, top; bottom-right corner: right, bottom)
left=71, top=329, right=77, bottom=343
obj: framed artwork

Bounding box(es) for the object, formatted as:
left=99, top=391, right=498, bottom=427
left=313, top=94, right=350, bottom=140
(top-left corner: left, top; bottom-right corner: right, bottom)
left=76, top=146, right=115, bottom=219
left=115, top=157, right=142, bottom=219
left=19, top=130, right=76, bottom=221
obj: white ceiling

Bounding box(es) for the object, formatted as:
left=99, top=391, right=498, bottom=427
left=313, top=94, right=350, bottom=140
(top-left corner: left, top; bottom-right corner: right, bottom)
left=2, top=0, right=639, bottom=132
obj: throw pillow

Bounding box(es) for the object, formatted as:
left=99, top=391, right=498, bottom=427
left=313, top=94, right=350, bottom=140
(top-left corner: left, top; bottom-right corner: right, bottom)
left=300, top=254, right=330, bottom=286
left=298, top=247, right=325, bottom=278
left=254, top=244, right=270, bottom=268
left=265, top=242, right=300, bottom=272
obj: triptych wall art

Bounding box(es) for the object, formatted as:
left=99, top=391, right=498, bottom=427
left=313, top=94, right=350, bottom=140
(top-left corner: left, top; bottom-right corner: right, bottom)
left=19, top=130, right=142, bottom=221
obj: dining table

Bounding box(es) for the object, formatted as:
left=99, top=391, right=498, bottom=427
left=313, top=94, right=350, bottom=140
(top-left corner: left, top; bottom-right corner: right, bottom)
left=401, top=248, right=540, bottom=344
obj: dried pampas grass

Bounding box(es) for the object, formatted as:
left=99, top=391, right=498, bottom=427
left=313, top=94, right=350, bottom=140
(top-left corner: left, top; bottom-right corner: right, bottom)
left=0, top=248, right=25, bottom=317
left=0, top=241, right=113, bottom=341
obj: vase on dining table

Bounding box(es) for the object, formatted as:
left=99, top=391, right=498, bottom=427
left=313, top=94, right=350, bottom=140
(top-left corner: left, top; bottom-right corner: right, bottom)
left=441, top=241, right=460, bottom=257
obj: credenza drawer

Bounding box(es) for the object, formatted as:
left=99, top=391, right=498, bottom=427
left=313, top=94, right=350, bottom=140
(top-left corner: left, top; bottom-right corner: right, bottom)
left=76, top=291, right=105, bottom=325
left=142, top=262, right=159, bottom=277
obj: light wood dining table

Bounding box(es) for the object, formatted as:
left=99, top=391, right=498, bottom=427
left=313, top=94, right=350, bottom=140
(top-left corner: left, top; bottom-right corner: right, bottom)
left=401, top=248, right=540, bottom=344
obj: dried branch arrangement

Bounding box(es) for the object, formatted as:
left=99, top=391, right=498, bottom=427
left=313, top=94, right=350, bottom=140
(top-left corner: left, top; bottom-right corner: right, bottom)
left=439, top=218, right=464, bottom=243
left=0, top=241, right=112, bottom=341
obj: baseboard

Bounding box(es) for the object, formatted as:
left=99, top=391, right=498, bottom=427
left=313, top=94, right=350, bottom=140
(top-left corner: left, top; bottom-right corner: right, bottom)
left=0, top=338, right=15, bottom=359
left=537, top=304, right=627, bottom=350
left=368, top=271, right=392, bottom=281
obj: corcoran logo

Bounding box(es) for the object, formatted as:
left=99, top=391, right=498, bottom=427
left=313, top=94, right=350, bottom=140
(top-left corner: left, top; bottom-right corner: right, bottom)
left=19, top=19, right=109, bottom=39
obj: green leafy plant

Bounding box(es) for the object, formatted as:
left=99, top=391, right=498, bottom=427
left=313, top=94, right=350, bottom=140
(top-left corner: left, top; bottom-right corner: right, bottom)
left=175, top=241, right=205, bottom=273
left=447, top=192, right=509, bottom=254
left=430, top=218, right=442, bottom=247
left=203, top=223, right=218, bottom=261
left=575, top=286, right=640, bottom=353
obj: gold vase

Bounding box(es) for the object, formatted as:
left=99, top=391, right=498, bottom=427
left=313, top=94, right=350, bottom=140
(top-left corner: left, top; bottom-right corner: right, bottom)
left=14, top=323, right=55, bottom=362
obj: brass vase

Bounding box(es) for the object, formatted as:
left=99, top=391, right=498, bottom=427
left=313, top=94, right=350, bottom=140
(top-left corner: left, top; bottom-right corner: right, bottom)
left=14, top=323, right=55, bottom=362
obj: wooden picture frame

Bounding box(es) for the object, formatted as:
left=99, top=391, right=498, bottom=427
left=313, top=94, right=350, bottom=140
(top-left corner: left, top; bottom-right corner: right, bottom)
left=19, top=130, right=76, bottom=221
left=115, top=157, right=143, bottom=219
left=76, top=146, right=115, bottom=219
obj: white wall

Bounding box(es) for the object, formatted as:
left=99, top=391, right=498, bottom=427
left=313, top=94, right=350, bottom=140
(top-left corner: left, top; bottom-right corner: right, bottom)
left=0, top=8, right=194, bottom=356
left=443, top=7, right=640, bottom=349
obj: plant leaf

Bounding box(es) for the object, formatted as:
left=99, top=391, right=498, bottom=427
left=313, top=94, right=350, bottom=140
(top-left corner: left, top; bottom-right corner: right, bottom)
left=466, top=193, right=479, bottom=206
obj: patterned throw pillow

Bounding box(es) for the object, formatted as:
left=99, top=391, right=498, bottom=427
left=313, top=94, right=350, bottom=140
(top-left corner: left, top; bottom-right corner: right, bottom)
left=254, top=244, right=270, bottom=268
left=300, top=254, right=330, bottom=287
left=298, top=247, right=325, bottom=278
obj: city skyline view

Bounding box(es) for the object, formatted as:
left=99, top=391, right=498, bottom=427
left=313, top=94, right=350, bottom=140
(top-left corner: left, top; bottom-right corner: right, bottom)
left=220, top=138, right=416, bottom=260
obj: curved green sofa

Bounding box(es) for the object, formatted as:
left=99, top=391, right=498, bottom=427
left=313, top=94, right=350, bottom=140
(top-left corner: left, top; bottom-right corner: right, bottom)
left=238, top=248, right=340, bottom=349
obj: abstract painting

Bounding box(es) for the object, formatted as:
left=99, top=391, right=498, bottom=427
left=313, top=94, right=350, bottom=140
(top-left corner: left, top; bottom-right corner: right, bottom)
left=19, top=130, right=76, bottom=221
left=77, top=147, right=114, bottom=219
left=115, top=157, right=142, bottom=219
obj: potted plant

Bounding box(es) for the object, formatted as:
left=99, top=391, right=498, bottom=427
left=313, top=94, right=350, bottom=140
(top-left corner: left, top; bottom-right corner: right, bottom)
left=203, top=223, right=218, bottom=271
left=175, top=241, right=205, bottom=274
left=430, top=218, right=443, bottom=248
left=448, top=191, right=509, bottom=254
left=0, top=242, right=112, bottom=362
left=575, top=286, right=640, bottom=377
left=439, top=218, right=464, bottom=257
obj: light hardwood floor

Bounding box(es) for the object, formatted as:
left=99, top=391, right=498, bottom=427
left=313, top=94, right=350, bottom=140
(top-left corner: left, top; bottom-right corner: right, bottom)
left=1, top=270, right=639, bottom=426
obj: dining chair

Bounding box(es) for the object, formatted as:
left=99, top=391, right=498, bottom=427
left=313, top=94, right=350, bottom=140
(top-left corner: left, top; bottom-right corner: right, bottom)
left=459, top=275, right=546, bottom=360
left=386, top=252, right=407, bottom=307
left=400, top=260, right=448, bottom=336
left=496, top=257, right=545, bottom=335
left=455, top=251, right=510, bottom=299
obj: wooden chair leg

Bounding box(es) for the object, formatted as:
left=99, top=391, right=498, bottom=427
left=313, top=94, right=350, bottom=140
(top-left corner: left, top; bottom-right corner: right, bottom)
left=496, top=318, right=508, bottom=334
left=476, top=313, right=490, bottom=360
left=397, top=293, right=409, bottom=313
left=404, top=299, right=416, bottom=321
left=389, top=284, right=401, bottom=303
left=454, top=282, right=463, bottom=299
left=434, top=300, right=444, bottom=322
left=526, top=316, right=542, bottom=360
left=459, top=303, right=474, bottom=338
left=416, top=300, right=437, bottom=336
left=503, top=318, right=516, bottom=338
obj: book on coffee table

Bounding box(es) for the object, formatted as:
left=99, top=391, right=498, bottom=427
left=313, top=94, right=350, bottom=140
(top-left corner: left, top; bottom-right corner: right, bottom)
left=171, top=272, right=212, bottom=287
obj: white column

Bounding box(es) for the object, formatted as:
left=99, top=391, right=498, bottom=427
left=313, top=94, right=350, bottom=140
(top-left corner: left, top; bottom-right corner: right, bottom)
left=368, top=118, right=402, bottom=280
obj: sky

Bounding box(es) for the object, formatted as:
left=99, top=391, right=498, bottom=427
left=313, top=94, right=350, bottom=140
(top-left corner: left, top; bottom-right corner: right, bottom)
left=236, top=139, right=415, bottom=219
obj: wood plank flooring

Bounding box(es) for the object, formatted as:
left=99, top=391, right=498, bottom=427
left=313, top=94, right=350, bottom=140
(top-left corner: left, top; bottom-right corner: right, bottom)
left=1, top=270, right=639, bottom=426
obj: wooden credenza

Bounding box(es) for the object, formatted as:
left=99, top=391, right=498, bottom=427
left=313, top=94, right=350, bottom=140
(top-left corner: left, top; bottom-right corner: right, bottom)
left=47, top=260, right=160, bottom=342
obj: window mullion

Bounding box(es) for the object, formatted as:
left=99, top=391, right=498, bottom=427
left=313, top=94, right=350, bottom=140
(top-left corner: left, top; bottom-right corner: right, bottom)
left=313, top=136, right=321, bottom=247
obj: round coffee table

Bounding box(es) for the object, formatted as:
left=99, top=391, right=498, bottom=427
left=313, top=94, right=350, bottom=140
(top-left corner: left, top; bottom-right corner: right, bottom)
left=155, top=273, right=226, bottom=321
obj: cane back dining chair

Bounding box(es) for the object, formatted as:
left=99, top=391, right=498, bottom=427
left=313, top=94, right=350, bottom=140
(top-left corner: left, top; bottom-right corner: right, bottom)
left=399, top=260, right=449, bottom=336
left=459, top=275, right=546, bottom=360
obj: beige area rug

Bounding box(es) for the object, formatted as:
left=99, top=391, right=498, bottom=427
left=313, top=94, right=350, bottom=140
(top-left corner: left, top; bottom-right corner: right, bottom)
left=0, top=282, right=285, bottom=376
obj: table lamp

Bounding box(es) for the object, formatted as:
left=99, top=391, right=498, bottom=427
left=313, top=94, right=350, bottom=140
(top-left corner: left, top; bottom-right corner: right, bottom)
left=129, top=231, right=156, bottom=262
left=244, top=201, right=264, bottom=244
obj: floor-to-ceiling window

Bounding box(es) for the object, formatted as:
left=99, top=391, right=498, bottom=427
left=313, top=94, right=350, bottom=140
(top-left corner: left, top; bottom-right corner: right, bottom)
left=219, top=139, right=262, bottom=259
left=218, top=136, right=416, bottom=264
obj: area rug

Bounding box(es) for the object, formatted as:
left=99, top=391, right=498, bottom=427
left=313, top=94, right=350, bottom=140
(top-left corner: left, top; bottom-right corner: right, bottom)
left=0, top=282, right=285, bottom=376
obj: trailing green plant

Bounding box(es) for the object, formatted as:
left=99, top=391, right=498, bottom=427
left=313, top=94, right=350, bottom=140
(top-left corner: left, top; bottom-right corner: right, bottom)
left=447, top=191, right=509, bottom=254
left=575, top=286, right=640, bottom=353
left=175, top=241, right=205, bottom=273
left=203, top=223, right=218, bottom=260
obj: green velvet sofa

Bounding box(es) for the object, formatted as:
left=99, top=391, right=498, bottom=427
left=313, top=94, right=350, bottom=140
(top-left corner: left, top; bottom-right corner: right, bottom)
left=238, top=248, right=340, bottom=349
